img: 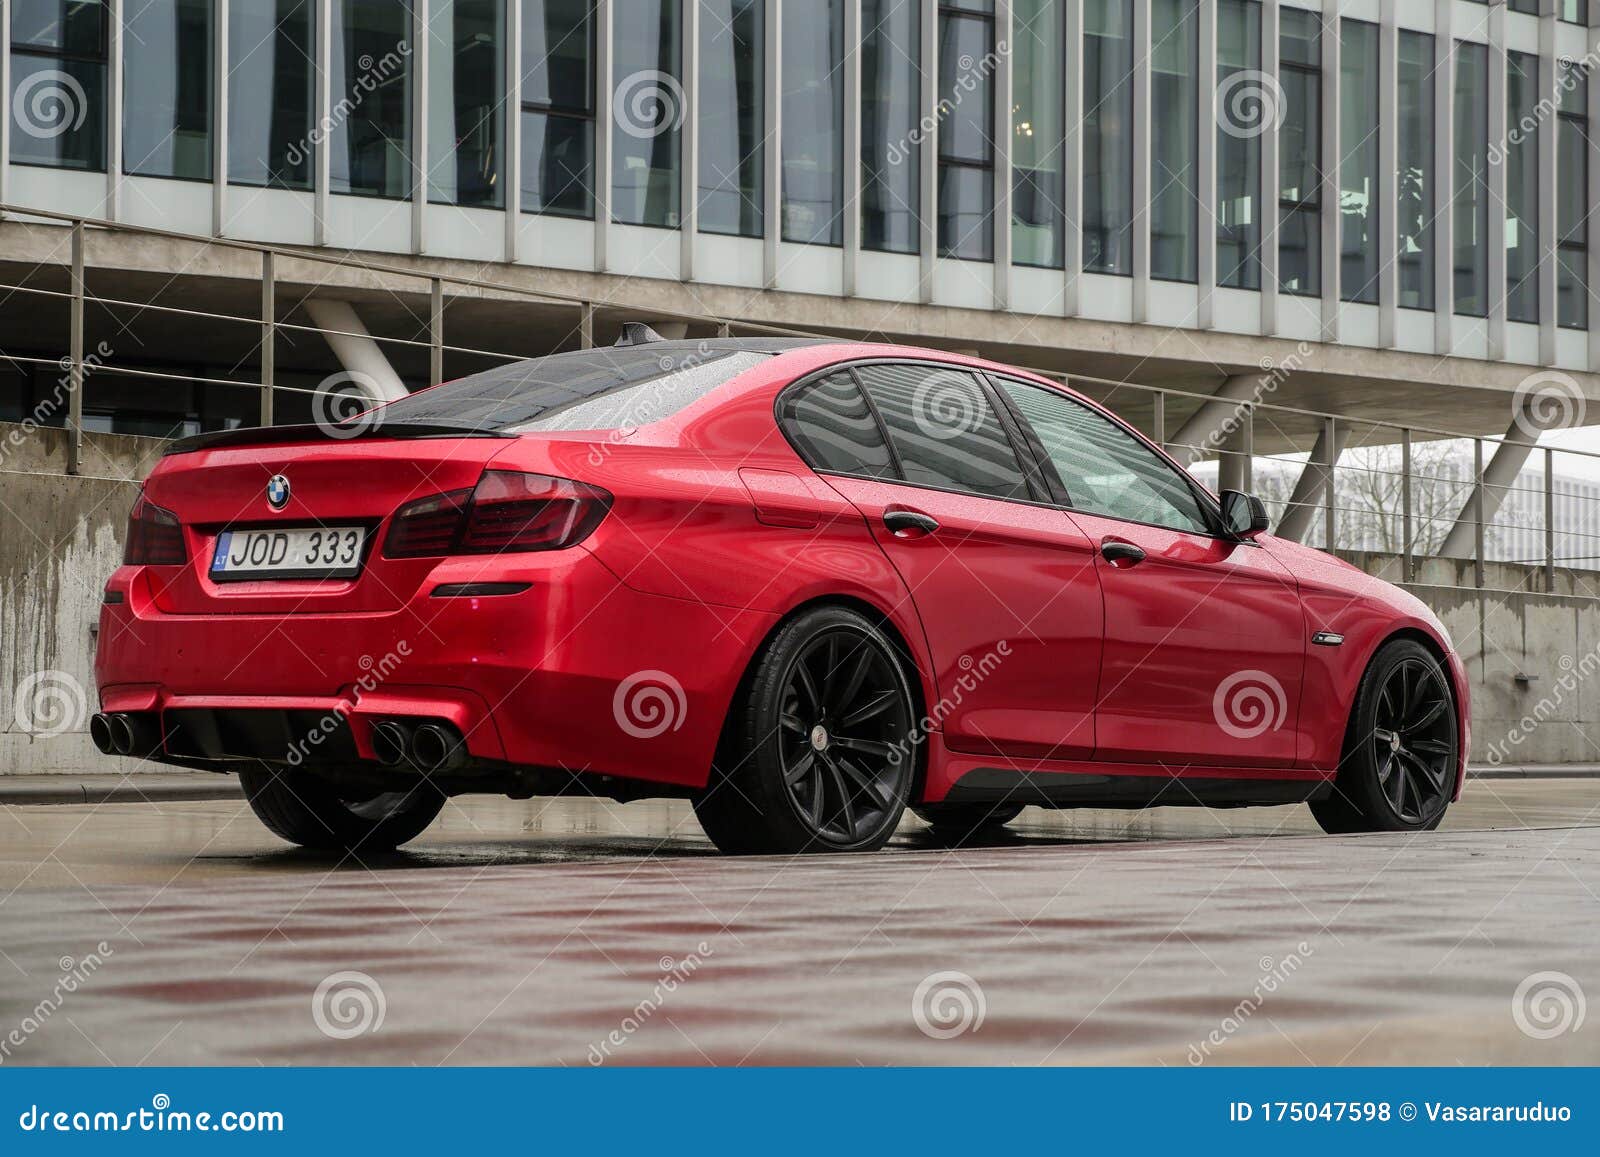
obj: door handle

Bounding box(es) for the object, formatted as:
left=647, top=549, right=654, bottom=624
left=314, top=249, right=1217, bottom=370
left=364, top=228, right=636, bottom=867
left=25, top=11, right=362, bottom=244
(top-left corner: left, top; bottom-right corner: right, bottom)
left=883, top=508, right=939, bottom=537
left=1100, top=539, right=1146, bottom=567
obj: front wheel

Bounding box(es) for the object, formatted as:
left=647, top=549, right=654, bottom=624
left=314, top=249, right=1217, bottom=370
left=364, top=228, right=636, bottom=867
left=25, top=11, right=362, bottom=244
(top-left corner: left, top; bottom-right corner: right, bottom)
left=694, top=606, right=920, bottom=855
left=240, top=766, right=446, bottom=852
left=1310, top=639, right=1458, bottom=835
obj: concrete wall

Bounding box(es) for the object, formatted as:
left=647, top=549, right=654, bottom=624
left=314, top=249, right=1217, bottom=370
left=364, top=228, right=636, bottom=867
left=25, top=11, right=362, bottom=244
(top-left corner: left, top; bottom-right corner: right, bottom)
left=0, top=423, right=161, bottom=774
left=1, top=421, right=1596, bottom=773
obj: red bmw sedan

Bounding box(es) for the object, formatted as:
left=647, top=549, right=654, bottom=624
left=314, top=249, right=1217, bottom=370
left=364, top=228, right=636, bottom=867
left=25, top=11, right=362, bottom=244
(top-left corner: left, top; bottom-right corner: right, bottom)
left=95, top=336, right=1469, bottom=855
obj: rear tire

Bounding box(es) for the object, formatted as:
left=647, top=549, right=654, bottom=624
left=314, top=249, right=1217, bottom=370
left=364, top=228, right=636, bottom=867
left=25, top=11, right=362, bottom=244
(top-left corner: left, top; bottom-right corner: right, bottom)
left=912, top=802, right=1024, bottom=841
left=239, top=766, right=445, bottom=852
left=694, top=606, right=920, bottom=855
left=1310, top=639, right=1458, bottom=835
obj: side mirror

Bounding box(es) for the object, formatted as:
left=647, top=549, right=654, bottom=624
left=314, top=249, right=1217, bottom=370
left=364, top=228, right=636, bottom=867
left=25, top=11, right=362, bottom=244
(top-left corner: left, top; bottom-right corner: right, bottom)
left=1220, top=490, right=1270, bottom=540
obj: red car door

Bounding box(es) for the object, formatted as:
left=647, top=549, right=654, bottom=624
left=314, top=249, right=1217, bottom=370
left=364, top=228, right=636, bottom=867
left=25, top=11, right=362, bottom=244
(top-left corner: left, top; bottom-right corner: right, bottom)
left=992, top=376, right=1309, bottom=768
left=782, top=364, right=1104, bottom=760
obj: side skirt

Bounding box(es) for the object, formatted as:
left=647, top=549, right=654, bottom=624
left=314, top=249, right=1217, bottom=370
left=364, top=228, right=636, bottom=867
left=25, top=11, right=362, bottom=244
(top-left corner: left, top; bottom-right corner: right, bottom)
left=943, top=767, right=1332, bottom=810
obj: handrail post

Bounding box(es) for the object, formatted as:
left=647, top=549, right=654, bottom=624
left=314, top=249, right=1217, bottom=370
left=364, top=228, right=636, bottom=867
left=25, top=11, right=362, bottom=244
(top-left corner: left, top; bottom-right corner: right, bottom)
left=1544, top=446, right=1556, bottom=592
left=67, top=220, right=84, bottom=476
left=1473, top=437, right=1485, bottom=589
left=580, top=303, right=594, bottom=350
left=1400, top=427, right=1413, bottom=582
left=1152, top=389, right=1166, bottom=455
left=1323, top=416, right=1336, bottom=551
left=430, top=277, right=444, bottom=387
left=260, top=250, right=275, bottom=427
left=1240, top=404, right=1253, bottom=493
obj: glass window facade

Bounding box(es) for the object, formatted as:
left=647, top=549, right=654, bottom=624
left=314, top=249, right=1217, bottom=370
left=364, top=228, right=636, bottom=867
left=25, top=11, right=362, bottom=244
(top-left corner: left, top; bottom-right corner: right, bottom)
left=1453, top=40, right=1489, bottom=318
left=781, top=0, right=844, bottom=244
left=699, top=0, right=763, bottom=237
left=329, top=0, right=414, bottom=198
left=1339, top=19, right=1378, bottom=304
left=1505, top=50, right=1539, bottom=324
left=1083, top=0, right=1133, bottom=274
left=1149, top=0, right=1197, bottom=282
left=1012, top=0, right=1063, bottom=268
left=521, top=0, right=593, bottom=218
left=427, top=0, right=504, bottom=206
left=123, top=0, right=212, bottom=180
left=861, top=0, right=921, bottom=254
left=9, top=0, right=108, bottom=171
left=612, top=0, right=681, bottom=228
left=1558, top=62, right=1590, bottom=330
left=1397, top=30, right=1434, bottom=311
left=228, top=0, right=314, bottom=189
left=1216, top=0, right=1260, bottom=290
left=937, top=2, right=995, bottom=260
left=1278, top=8, right=1320, bottom=297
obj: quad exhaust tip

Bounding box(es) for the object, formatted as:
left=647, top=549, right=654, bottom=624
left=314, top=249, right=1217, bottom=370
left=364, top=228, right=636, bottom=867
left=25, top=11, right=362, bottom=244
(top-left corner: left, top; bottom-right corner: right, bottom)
left=92, top=712, right=160, bottom=757
left=89, top=713, right=115, bottom=755
left=371, top=720, right=412, bottom=767
left=410, top=722, right=466, bottom=772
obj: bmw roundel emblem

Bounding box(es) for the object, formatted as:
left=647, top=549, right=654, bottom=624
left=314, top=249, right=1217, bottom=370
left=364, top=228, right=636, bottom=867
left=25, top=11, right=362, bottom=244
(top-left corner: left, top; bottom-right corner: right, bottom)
left=266, top=474, right=291, bottom=510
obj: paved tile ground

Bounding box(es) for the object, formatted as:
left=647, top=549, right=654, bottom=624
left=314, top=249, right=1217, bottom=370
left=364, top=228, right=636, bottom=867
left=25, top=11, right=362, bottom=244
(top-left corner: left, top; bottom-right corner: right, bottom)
left=0, top=780, right=1596, bottom=1066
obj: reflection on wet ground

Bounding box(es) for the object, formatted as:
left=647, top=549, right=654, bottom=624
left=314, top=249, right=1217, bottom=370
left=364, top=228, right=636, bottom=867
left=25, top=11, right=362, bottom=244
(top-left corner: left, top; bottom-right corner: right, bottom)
left=0, top=778, right=1596, bottom=1066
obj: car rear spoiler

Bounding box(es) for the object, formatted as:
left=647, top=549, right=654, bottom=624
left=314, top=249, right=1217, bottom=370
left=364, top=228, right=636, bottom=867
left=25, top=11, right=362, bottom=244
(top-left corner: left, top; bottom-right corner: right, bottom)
left=163, top=422, right=510, bottom=456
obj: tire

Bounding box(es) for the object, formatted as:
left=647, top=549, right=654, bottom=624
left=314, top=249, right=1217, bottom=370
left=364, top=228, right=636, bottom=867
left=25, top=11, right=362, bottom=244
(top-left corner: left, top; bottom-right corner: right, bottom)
left=694, top=606, right=920, bottom=855
left=239, top=765, right=446, bottom=852
left=912, top=802, right=1024, bottom=841
left=1310, top=638, right=1458, bottom=835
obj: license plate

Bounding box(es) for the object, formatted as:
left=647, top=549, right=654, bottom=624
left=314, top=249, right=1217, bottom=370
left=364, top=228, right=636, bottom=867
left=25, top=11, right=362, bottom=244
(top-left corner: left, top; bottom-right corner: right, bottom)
left=210, top=526, right=367, bottom=580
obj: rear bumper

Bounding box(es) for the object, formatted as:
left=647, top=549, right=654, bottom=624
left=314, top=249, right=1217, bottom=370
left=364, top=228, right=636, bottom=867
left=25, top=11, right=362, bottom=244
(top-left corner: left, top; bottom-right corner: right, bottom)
left=96, top=547, right=777, bottom=790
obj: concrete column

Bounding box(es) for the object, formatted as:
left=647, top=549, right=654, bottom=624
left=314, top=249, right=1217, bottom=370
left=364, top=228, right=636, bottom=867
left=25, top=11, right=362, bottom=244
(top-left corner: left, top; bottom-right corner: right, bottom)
left=304, top=300, right=408, bottom=401
left=1377, top=0, right=1398, bottom=347
left=1260, top=0, right=1279, bottom=336
left=1130, top=0, right=1151, bottom=324
left=1438, top=417, right=1543, bottom=559
left=1275, top=422, right=1348, bottom=543
left=1166, top=373, right=1266, bottom=467
left=1062, top=0, right=1083, bottom=316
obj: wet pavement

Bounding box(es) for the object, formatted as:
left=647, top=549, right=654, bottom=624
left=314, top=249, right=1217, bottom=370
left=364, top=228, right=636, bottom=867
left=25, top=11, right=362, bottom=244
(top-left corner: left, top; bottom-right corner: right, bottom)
left=1, top=779, right=1596, bottom=1066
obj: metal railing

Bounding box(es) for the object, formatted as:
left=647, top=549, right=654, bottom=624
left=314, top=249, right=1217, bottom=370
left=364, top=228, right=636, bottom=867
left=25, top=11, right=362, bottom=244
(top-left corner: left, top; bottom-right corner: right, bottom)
left=3, top=202, right=1600, bottom=597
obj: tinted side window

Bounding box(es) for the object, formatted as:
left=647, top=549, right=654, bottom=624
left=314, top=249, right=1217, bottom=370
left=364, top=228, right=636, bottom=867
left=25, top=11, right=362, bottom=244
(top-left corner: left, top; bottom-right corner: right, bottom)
left=999, top=379, right=1212, bottom=534
left=856, top=364, right=1030, bottom=499
left=781, top=371, right=895, bottom=477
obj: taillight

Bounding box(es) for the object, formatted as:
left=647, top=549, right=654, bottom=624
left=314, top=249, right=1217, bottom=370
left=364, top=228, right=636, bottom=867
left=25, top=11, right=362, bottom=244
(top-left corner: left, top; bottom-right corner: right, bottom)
left=123, top=495, right=187, bottom=565
left=383, top=472, right=611, bottom=558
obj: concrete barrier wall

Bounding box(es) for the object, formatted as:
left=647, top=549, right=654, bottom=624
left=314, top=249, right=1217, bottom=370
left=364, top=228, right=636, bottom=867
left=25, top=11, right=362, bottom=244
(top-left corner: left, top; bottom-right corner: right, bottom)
left=1, top=420, right=1595, bottom=774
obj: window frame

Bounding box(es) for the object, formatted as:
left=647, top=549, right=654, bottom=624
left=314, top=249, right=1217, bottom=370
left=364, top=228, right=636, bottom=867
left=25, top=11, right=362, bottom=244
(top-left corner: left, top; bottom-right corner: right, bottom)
left=519, top=0, right=597, bottom=219
left=9, top=0, right=111, bottom=173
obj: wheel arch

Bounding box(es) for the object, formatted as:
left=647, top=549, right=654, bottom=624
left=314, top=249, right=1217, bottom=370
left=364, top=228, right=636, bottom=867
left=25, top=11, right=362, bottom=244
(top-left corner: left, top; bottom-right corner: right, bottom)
left=1356, top=624, right=1470, bottom=799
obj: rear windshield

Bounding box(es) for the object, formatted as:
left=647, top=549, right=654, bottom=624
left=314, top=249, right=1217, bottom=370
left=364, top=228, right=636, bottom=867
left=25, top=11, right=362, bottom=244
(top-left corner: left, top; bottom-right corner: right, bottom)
left=372, top=347, right=771, bottom=432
